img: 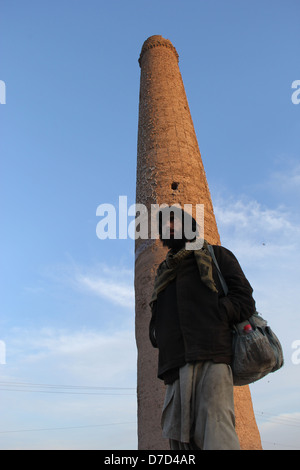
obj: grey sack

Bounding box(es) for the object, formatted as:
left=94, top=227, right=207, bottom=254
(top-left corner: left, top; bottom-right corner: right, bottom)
left=231, top=313, right=284, bottom=386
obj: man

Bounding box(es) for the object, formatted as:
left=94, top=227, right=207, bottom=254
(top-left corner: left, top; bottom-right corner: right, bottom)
left=149, top=206, right=256, bottom=450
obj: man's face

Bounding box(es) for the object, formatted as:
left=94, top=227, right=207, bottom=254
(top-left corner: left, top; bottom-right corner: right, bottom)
left=161, top=215, right=181, bottom=239
left=161, top=213, right=185, bottom=250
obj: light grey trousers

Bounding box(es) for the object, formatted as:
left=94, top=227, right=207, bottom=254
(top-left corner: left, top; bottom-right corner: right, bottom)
left=161, top=361, right=240, bottom=450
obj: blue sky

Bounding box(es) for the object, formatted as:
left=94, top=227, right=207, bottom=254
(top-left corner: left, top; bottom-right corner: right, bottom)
left=1, top=0, right=300, bottom=450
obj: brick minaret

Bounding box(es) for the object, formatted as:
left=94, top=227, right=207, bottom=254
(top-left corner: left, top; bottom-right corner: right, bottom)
left=135, top=35, right=262, bottom=450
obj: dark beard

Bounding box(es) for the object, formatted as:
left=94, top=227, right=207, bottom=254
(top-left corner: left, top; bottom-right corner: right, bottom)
left=162, top=236, right=186, bottom=252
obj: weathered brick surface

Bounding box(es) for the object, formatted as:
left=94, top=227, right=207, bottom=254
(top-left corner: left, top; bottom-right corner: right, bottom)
left=135, top=35, right=262, bottom=450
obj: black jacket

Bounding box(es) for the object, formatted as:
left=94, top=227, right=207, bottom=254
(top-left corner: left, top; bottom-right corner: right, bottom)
left=149, top=245, right=256, bottom=383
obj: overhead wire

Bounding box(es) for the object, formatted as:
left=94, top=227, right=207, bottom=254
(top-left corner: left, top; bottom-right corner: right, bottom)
left=256, top=410, right=300, bottom=450
left=0, top=380, right=137, bottom=437
left=0, top=380, right=136, bottom=395
left=255, top=410, right=300, bottom=428
left=0, top=381, right=299, bottom=448
left=0, top=422, right=137, bottom=435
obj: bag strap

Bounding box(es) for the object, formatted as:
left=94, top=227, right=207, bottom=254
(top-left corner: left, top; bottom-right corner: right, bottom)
left=207, top=244, right=229, bottom=296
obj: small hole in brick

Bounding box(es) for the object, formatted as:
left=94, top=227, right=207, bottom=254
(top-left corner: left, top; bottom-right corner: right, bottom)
left=171, top=182, right=179, bottom=190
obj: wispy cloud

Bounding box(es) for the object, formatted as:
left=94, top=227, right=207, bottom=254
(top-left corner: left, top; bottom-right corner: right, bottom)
left=214, top=158, right=300, bottom=253
left=215, top=197, right=298, bottom=236
left=214, top=193, right=300, bottom=314
left=214, top=196, right=300, bottom=260
left=76, top=272, right=134, bottom=309
left=8, top=326, right=137, bottom=386
left=42, top=260, right=135, bottom=310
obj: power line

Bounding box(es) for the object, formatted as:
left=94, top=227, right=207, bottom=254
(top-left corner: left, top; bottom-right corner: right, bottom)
left=256, top=410, right=300, bottom=422
left=0, top=388, right=135, bottom=396
left=0, top=422, right=137, bottom=435
left=255, top=410, right=300, bottom=428
left=0, top=381, right=136, bottom=396
left=0, top=381, right=136, bottom=390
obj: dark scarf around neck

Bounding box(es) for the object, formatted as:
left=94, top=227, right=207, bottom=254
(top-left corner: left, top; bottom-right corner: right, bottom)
left=150, top=241, right=218, bottom=309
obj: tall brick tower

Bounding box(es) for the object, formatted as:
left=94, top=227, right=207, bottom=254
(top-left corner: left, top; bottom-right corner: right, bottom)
left=135, top=35, right=262, bottom=450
